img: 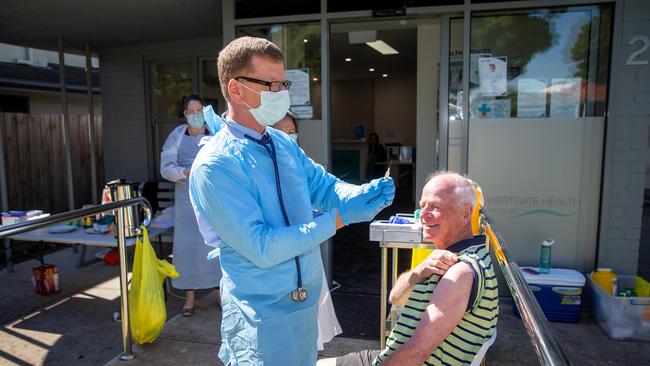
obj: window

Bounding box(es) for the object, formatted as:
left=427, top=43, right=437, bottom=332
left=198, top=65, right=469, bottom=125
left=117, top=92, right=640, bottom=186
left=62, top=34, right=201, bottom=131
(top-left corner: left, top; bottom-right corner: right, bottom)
left=237, top=22, right=322, bottom=120
left=200, top=58, right=224, bottom=114
left=151, top=62, right=193, bottom=120
left=462, top=5, right=614, bottom=272
left=467, top=6, right=613, bottom=119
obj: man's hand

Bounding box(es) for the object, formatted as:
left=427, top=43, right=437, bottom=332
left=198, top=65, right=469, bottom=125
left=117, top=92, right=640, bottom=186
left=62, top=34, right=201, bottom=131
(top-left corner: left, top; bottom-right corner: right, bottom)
left=389, top=250, right=458, bottom=307
left=411, top=250, right=458, bottom=284
left=183, top=168, right=190, bottom=178
left=365, top=177, right=395, bottom=206
left=338, top=178, right=394, bottom=225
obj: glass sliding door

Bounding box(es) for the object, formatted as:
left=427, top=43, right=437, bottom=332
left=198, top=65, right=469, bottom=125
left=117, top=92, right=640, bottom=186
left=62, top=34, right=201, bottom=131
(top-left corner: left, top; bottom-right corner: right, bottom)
left=464, top=5, right=613, bottom=272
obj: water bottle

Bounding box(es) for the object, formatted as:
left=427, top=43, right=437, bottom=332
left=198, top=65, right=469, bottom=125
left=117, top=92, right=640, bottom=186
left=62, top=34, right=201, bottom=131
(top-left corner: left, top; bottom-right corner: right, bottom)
left=539, top=239, right=554, bottom=274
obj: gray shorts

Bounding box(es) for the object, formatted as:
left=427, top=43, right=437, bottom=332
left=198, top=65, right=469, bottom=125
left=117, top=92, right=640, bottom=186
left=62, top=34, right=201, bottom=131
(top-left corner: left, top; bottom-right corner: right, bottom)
left=335, top=350, right=382, bottom=366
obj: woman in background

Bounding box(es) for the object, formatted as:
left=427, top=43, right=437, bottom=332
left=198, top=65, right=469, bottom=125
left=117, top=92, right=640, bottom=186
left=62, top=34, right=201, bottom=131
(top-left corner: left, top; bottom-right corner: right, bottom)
left=160, top=95, right=222, bottom=316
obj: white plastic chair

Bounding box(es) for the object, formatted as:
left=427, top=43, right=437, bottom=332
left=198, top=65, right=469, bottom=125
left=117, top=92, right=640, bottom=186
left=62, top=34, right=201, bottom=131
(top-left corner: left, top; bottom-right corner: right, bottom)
left=470, top=329, right=497, bottom=366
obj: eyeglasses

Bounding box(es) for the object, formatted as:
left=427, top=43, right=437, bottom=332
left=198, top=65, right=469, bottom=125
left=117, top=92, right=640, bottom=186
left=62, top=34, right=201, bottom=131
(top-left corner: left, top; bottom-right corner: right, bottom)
left=235, top=76, right=292, bottom=92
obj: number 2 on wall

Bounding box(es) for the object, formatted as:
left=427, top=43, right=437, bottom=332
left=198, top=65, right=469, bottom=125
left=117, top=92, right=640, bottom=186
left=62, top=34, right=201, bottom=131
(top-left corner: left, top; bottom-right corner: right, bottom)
left=626, top=36, right=649, bottom=66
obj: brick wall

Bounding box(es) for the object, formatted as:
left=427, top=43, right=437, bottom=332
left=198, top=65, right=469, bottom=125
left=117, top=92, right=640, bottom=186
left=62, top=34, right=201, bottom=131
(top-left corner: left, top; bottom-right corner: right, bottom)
left=600, top=0, right=650, bottom=274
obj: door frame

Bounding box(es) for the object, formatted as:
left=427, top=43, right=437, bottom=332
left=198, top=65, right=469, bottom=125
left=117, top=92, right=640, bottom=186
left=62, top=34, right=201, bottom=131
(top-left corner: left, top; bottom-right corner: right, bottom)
left=220, top=0, right=624, bottom=282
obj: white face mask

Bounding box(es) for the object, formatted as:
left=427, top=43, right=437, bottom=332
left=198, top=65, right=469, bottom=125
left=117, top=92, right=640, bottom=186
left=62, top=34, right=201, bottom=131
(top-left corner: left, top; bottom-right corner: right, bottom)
left=288, top=133, right=298, bottom=144
left=186, top=112, right=205, bottom=128
left=239, top=81, right=291, bottom=126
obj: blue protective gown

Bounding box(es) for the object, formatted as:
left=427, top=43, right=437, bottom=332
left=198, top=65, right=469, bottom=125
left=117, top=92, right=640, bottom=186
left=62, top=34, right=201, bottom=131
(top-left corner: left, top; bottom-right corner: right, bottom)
left=189, top=117, right=363, bottom=366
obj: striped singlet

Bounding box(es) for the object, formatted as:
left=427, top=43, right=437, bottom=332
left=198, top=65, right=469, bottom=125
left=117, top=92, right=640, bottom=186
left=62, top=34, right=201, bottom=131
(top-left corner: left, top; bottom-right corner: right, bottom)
left=374, top=236, right=499, bottom=366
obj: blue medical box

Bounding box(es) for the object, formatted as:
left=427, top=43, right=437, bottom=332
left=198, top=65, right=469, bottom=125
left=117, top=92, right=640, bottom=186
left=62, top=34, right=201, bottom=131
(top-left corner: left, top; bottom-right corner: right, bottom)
left=514, top=267, right=586, bottom=323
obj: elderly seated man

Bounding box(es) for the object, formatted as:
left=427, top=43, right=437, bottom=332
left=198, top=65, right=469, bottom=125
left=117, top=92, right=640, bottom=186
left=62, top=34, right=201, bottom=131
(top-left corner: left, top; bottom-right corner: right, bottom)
left=319, top=172, right=498, bottom=366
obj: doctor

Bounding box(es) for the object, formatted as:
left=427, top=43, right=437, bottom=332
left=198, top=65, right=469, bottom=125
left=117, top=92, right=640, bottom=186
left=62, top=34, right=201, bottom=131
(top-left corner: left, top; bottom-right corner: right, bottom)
left=190, top=36, right=395, bottom=365
left=272, top=112, right=343, bottom=351
left=160, top=95, right=222, bottom=316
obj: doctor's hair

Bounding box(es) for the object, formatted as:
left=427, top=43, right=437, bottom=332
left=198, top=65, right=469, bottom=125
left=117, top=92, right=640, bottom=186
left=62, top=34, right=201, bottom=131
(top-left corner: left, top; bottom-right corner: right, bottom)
left=218, top=36, right=284, bottom=102
left=424, top=171, right=476, bottom=210
left=183, top=94, right=205, bottom=111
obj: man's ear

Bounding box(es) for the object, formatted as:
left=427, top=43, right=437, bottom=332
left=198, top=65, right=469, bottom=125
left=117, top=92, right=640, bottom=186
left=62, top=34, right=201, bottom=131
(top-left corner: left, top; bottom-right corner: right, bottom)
left=227, top=79, right=242, bottom=104
left=462, top=204, right=472, bottom=225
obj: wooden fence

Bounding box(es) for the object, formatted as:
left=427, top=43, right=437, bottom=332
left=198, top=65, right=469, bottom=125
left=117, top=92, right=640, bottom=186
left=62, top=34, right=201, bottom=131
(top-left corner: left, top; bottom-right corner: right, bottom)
left=1, top=113, right=104, bottom=214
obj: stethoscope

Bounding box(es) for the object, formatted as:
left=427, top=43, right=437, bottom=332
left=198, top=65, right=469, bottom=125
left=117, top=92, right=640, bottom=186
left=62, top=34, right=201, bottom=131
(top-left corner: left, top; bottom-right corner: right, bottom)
left=244, top=132, right=308, bottom=302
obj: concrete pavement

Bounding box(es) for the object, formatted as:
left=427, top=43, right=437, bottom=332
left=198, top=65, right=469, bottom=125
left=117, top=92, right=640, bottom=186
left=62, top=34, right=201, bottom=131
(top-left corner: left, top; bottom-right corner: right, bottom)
left=1, top=246, right=649, bottom=365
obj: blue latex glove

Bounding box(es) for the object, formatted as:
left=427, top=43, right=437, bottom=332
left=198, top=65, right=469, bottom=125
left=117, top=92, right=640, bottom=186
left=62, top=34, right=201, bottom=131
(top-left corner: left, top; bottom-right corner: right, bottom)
left=338, top=177, right=395, bottom=225
left=363, top=177, right=395, bottom=207
left=338, top=185, right=385, bottom=225
left=375, top=177, right=395, bottom=206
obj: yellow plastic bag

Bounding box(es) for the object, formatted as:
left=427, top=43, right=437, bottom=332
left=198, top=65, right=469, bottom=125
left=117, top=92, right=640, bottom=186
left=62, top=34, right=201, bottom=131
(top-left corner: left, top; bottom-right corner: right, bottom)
left=128, top=227, right=179, bottom=344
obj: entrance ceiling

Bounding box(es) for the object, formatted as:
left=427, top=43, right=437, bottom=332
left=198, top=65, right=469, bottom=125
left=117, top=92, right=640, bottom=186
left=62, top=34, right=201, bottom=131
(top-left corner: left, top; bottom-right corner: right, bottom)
left=0, top=0, right=222, bottom=53
left=330, top=20, right=419, bottom=81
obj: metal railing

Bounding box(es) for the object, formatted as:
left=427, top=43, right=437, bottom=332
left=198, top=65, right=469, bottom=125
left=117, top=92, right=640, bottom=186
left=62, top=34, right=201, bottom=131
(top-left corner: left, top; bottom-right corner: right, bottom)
left=0, top=197, right=152, bottom=361
left=482, top=210, right=571, bottom=365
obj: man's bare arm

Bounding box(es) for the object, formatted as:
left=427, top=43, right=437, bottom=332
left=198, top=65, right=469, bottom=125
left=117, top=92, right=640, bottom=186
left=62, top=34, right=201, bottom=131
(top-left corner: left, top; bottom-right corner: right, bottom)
left=389, top=250, right=458, bottom=307
left=382, top=261, right=474, bottom=366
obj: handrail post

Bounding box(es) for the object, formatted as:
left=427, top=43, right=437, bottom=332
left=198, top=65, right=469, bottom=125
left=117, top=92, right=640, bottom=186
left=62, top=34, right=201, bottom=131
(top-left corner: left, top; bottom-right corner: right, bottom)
left=0, top=114, right=12, bottom=273
left=116, top=206, right=135, bottom=361
left=483, top=211, right=571, bottom=366
left=380, top=246, right=388, bottom=349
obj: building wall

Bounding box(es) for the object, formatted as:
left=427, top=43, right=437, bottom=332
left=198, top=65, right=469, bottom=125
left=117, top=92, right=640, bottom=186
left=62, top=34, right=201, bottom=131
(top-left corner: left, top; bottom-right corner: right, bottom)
left=599, top=0, right=650, bottom=274
left=29, top=94, right=101, bottom=115
left=0, top=42, right=99, bottom=68
left=0, top=87, right=101, bottom=115
left=99, top=37, right=222, bottom=183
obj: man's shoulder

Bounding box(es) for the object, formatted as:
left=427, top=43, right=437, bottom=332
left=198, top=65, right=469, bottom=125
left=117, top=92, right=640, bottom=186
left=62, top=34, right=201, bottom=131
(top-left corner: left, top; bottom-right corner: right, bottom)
left=268, top=128, right=300, bottom=153
left=193, top=133, right=245, bottom=174
left=172, top=124, right=188, bottom=134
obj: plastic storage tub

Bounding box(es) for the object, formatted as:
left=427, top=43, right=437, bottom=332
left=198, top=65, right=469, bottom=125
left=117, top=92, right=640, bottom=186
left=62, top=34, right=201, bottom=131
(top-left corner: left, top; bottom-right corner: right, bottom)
left=514, top=267, right=586, bottom=322
left=589, top=274, right=650, bottom=341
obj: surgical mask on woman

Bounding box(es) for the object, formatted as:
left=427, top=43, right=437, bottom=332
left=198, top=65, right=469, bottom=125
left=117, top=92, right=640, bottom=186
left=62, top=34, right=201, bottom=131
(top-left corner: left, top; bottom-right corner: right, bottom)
left=187, top=112, right=205, bottom=128
left=239, top=81, right=290, bottom=126
left=288, top=133, right=298, bottom=143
